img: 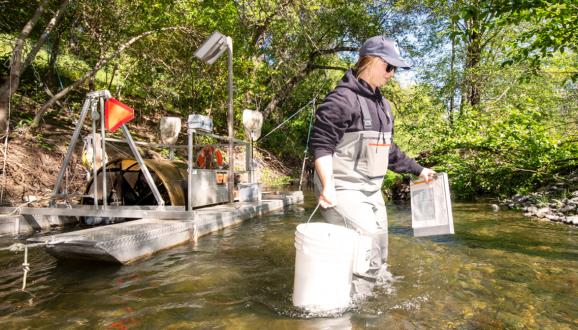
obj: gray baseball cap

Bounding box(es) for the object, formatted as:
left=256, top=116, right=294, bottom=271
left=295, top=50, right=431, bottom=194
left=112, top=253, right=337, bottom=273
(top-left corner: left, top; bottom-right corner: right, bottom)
left=359, top=36, right=411, bottom=69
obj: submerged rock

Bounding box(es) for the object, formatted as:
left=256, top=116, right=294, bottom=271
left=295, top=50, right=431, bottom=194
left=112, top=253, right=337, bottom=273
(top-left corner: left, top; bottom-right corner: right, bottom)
left=545, top=214, right=561, bottom=221
left=535, top=207, right=551, bottom=218
left=525, top=206, right=538, bottom=214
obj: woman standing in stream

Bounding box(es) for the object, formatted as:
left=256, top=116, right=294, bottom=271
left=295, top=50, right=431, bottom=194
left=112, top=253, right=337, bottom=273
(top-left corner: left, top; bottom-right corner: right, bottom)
left=310, top=36, right=435, bottom=298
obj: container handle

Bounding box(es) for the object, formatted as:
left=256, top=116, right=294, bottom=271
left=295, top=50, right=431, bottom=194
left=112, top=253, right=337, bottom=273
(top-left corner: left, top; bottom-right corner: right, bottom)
left=306, top=203, right=321, bottom=223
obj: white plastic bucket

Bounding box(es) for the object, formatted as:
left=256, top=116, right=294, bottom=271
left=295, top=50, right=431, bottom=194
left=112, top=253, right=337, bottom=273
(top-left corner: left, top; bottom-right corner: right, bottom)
left=294, top=230, right=353, bottom=254
left=293, top=223, right=357, bottom=312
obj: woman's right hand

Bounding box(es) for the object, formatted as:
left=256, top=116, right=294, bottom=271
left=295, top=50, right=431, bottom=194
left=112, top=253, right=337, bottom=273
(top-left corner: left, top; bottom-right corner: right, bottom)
left=319, top=184, right=336, bottom=208
left=314, top=155, right=336, bottom=208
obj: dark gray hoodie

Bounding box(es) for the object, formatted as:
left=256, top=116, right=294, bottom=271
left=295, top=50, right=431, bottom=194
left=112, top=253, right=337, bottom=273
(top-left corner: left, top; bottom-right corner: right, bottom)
left=310, top=69, right=423, bottom=178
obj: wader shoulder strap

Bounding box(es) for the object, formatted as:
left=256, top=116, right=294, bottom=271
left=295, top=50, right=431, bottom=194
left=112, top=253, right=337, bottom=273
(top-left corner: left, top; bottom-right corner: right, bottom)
left=357, top=95, right=372, bottom=130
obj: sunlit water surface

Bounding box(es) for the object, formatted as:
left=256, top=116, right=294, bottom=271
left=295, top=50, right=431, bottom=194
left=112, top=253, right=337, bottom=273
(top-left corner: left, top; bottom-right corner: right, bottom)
left=0, top=192, right=576, bottom=329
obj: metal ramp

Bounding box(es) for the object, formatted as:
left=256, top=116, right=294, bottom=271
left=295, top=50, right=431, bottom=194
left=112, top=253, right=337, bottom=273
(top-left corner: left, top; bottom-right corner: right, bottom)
left=27, top=191, right=303, bottom=264
left=33, top=219, right=192, bottom=263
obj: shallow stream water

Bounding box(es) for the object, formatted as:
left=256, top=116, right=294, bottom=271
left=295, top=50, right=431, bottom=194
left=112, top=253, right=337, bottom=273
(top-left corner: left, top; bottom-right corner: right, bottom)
left=0, top=192, right=576, bottom=329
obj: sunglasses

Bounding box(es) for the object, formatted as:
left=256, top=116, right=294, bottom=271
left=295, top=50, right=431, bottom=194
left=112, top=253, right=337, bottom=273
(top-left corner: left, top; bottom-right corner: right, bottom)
left=378, top=58, right=397, bottom=73
left=386, top=63, right=397, bottom=73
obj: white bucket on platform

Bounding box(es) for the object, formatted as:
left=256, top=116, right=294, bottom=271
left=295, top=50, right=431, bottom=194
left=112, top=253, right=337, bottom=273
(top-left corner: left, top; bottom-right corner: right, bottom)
left=293, top=223, right=357, bottom=312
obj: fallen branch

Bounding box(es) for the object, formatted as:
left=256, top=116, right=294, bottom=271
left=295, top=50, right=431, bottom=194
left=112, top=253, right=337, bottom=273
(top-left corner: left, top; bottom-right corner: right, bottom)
left=308, top=64, right=348, bottom=71
left=512, top=168, right=541, bottom=173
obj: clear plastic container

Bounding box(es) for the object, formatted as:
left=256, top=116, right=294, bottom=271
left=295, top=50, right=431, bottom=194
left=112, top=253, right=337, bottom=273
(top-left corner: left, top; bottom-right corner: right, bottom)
left=238, top=183, right=261, bottom=202
left=410, top=172, right=454, bottom=237
left=187, top=114, right=213, bottom=133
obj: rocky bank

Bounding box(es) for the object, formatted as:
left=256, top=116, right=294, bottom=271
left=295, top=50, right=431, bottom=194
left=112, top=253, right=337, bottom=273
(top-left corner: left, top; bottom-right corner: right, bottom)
left=500, top=172, right=578, bottom=226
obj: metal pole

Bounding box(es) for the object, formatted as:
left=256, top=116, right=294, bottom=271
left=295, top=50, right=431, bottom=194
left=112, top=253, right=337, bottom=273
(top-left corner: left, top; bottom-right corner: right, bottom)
left=121, top=125, right=165, bottom=206
left=51, top=97, right=92, bottom=205
left=99, top=97, right=107, bottom=208
left=299, top=98, right=316, bottom=191
left=226, top=37, right=234, bottom=203
left=187, top=127, right=193, bottom=211
left=91, top=100, right=99, bottom=207
left=245, top=141, right=252, bottom=183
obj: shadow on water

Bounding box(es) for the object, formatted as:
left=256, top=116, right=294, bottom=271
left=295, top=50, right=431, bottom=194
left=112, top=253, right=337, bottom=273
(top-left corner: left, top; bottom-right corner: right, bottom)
left=53, top=259, right=123, bottom=277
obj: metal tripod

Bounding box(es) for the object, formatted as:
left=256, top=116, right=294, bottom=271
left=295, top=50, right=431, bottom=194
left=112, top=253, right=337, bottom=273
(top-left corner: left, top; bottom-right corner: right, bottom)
left=50, top=90, right=165, bottom=207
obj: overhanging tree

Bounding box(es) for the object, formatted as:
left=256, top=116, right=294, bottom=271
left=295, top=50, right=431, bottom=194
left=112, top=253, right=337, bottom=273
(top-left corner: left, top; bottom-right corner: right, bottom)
left=0, top=0, right=70, bottom=135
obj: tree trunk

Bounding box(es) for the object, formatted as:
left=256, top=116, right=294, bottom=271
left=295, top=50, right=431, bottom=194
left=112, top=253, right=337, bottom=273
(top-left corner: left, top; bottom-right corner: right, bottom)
left=31, top=26, right=186, bottom=129
left=448, top=19, right=456, bottom=126
left=0, top=0, right=69, bottom=135
left=21, top=0, right=70, bottom=72
left=0, top=0, right=50, bottom=135
left=107, top=63, right=118, bottom=91
left=47, top=30, right=62, bottom=90
left=465, top=29, right=482, bottom=107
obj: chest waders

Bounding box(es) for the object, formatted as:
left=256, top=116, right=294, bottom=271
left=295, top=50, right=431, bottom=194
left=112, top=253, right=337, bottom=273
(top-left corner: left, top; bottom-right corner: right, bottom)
left=314, top=94, right=392, bottom=290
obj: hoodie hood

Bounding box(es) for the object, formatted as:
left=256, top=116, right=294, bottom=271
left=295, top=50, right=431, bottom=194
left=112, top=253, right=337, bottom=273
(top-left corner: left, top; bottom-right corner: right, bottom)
left=336, top=69, right=382, bottom=99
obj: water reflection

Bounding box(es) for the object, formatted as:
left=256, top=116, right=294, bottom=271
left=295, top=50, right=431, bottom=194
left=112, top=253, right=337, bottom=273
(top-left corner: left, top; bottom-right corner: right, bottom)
left=296, top=313, right=353, bottom=330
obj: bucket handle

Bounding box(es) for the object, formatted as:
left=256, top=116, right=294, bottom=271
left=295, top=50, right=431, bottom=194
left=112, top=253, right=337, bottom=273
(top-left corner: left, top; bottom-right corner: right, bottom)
left=305, top=202, right=350, bottom=228
left=306, top=203, right=321, bottom=223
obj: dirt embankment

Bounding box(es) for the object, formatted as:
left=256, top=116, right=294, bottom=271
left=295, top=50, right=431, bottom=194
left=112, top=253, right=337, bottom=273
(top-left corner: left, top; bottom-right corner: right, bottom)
left=1, top=122, right=87, bottom=207
left=1, top=103, right=291, bottom=207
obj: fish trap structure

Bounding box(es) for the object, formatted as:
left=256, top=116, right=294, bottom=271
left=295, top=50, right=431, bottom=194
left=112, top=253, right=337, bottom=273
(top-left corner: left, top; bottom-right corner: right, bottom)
left=3, top=32, right=303, bottom=263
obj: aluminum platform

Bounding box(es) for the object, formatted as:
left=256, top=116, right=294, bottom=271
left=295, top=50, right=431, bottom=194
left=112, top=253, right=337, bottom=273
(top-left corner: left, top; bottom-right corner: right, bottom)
left=26, top=191, right=303, bottom=264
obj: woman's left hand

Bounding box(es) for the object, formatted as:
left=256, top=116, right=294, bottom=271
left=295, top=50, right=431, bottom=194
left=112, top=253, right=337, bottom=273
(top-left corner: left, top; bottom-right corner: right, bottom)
left=419, top=168, right=436, bottom=182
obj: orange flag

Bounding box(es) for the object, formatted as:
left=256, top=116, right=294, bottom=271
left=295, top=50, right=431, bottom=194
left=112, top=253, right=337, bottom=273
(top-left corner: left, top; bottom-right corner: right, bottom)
left=104, top=98, right=135, bottom=132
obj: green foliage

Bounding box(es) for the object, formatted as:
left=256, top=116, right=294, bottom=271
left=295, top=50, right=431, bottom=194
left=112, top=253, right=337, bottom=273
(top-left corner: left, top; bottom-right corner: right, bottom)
left=34, top=133, right=53, bottom=151
left=16, top=112, right=34, bottom=129
left=496, top=0, right=578, bottom=76
left=2, top=0, right=576, bottom=198
left=260, top=167, right=291, bottom=187
left=382, top=171, right=402, bottom=190
left=407, top=55, right=578, bottom=198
